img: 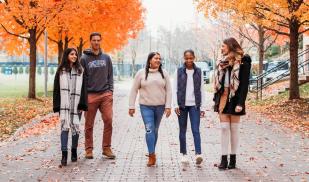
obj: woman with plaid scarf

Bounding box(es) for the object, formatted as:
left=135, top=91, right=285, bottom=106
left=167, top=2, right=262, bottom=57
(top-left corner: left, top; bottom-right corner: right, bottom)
left=213, top=38, right=251, bottom=170
left=53, top=48, right=88, bottom=166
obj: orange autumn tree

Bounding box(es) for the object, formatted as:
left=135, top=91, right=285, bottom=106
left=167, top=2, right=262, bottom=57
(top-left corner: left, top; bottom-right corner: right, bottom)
left=47, top=0, right=144, bottom=62
left=196, top=0, right=285, bottom=99
left=0, top=0, right=67, bottom=98
left=196, top=0, right=309, bottom=100
left=73, top=0, right=144, bottom=55
left=0, top=32, right=28, bottom=56
left=196, top=1, right=279, bottom=81
left=46, top=0, right=90, bottom=63
left=254, top=0, right=309, bottom=100
left=0, top=0, right=144, bottom=99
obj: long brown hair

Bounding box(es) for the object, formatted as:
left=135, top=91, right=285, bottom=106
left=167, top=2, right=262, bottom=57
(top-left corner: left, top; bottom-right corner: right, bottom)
left=57, top=48, right=83, bottom=75
left=223, top=37, right=244, bottom=63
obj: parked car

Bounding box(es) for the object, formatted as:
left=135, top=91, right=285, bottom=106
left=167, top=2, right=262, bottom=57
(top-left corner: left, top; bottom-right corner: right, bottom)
left=264, top=61, right=289, bottom=82
left=195, top=61, right=211, bottom=84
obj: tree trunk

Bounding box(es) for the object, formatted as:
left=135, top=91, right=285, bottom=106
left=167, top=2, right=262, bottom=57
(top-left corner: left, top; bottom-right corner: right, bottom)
left=258, top=26, right=265, bottom=75
left=57, top=40, right=63, bottom=64
left=64, top=35, right=69, bottom=50
left=77, top=37, right=84, bottom=57
left=28, top=28, right=37, bottom=99
left=257, top=26, right=265, bottom=99
left=289, top=18, right=300, bottom=100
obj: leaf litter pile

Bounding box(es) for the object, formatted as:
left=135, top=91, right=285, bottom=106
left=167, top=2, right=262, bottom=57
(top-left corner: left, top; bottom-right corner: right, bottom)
left=248, top=84, right=309, bottom=137
left=0, top=97, right=58, bottom=141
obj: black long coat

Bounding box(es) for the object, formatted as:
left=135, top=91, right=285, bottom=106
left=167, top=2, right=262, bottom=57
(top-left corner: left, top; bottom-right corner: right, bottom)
left=213, top=55, right=252, bottom=115
left=53, top=70, right=88, bottom=113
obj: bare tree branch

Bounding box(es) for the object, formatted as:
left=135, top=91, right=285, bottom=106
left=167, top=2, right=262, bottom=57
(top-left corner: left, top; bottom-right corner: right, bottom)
left=264, top=26, right=290, bottom=36
left=0, top=24, right=29, bottom=39
left=48, top=37, right=58, bottom=43
left=300, top=20, right=309, bottom=26
left=299, top=28, right=309, bottom=34
left=265, top=34, right=279, bottom=51
left=239, top=25, right=259, bottom=46
left=36, top=28, right=45, bottom=42
left=255, top=3, right=290, bottom=21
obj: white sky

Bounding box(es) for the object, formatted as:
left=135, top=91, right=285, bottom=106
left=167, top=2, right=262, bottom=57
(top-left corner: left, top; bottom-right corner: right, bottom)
left=142, top=0, right=205, bottom=32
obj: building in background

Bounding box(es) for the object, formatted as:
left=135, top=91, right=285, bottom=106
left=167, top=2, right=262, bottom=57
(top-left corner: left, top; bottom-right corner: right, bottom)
left=303, top=34, right=309, bottom=72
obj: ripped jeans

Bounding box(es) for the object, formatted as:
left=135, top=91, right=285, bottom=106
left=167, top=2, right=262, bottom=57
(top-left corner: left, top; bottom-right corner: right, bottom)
left=140, top=105, right=165, bottom=154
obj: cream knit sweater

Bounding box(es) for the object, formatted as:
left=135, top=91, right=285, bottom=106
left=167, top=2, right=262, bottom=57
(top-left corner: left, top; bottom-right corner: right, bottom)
left=129, top=68, right=172, bottom=109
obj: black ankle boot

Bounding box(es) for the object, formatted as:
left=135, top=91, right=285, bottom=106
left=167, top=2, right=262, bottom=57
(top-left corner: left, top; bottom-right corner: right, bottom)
left=61, top=151, right=68, bottom=166
left=228, top=154, right=236, bottom=169
left=218, top=155, right=228, bottom=170
left=71, top=148, right=77, bottom=162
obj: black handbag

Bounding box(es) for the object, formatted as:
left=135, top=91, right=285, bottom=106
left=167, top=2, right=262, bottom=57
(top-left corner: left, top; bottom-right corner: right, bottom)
left=213, top=92, right=221, bottom=112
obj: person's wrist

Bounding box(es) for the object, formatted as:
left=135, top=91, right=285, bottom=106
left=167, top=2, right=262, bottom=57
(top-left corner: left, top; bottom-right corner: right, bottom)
left=236, top=105, right=243, bottom=108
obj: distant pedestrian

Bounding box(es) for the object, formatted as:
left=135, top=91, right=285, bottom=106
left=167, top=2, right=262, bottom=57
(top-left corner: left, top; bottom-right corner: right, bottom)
left=129, top=52, right=172, bottom=167
left=214, top=37, right=251, bottom=170
left=53, top=48, right=88, bottom=166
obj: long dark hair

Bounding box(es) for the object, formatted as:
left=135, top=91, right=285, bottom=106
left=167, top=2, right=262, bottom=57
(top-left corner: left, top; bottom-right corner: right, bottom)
left=57, top=48, right=83, bottom=75
left=223, top=37, right=244, bottom=57
left=145, top=52, right=165, bottom=80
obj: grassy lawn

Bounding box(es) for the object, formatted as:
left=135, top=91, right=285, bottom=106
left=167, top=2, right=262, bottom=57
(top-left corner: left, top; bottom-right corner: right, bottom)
left=248, top=83, right=309, bottom=137
left=0, top=73, right=55, bottom=140
left=0, top=73, right=55, bottom=97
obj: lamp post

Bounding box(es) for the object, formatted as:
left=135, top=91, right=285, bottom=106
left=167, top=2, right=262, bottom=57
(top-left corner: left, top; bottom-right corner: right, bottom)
left=44, top=28, right=48, bottom=97
left=43, top=0, right=48, bottom=97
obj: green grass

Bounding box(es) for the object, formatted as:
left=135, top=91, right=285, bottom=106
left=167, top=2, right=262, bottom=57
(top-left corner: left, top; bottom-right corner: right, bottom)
left=300, top=83, right=309, bottom=97
left=0, top=74, right=54, bottom=98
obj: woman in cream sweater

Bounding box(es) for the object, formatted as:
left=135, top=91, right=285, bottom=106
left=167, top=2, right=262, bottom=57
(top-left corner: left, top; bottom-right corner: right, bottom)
left=129, top=52, right=172, bottom=167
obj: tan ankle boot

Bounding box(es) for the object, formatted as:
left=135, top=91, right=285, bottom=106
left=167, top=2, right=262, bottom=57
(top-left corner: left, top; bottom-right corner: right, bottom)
left=147, top=153, right=156, bottom=167
left=85, top=149, right=93, bottom=159
left=102, top=147, right=116, bottom=159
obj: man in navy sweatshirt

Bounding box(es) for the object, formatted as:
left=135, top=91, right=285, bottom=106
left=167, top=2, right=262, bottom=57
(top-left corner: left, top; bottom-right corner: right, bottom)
left=81, top=32, right=115, bottom=159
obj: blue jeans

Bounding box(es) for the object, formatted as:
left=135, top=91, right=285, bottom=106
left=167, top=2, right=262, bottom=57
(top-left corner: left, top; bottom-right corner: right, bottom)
left=61, top=131, right=79, bottom=151
left=140, top=105, right=165, bottom=154
left=178, top=106, right=201, bottom=155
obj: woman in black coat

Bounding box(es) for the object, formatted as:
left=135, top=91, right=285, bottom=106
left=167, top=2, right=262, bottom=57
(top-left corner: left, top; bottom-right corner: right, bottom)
left=53, top=48, right=88, bottom=166
left=213, top=37, right=251, bottom=170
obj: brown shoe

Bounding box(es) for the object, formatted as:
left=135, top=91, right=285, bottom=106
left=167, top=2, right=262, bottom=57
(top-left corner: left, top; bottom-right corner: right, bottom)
left=147, top=153, right=156, bottom=167
left=85, top=149, right=93, bottom=159
left=102, top=147, right=116, bottom=159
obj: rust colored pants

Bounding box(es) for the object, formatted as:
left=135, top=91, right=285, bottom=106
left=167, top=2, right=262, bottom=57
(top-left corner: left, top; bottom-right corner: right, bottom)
left=84, top=91, right=113, bottom=151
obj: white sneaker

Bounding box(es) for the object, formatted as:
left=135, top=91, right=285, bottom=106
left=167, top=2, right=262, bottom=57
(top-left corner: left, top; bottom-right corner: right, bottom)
left=181, top=154, right=189, bottom=165
left=195, top=154, right=203, bottom=165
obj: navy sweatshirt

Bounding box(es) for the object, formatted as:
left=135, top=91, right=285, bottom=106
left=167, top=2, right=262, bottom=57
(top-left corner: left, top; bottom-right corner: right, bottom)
left=80, top=49, right=113, bottom=93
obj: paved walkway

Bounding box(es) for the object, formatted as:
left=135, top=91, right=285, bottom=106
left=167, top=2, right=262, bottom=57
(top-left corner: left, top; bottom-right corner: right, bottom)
left=0, top=83, right=308, bottom=182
